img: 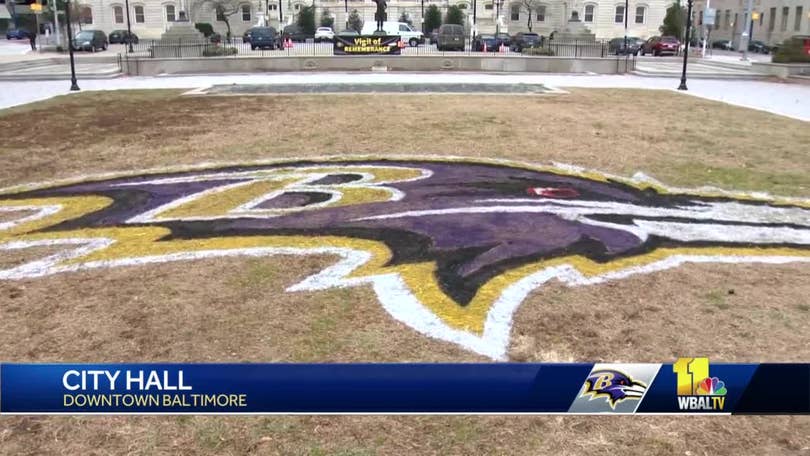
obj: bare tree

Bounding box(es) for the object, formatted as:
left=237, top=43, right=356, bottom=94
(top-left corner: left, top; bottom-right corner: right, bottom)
left=192, top=0, right=241, bottom=40
left=519, top=0, right=544, bottom=32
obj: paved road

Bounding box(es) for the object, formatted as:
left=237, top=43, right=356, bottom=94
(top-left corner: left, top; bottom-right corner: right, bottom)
left=1, top=73, right=808, bottom=121
left=0, top=38, right=32, bottom=56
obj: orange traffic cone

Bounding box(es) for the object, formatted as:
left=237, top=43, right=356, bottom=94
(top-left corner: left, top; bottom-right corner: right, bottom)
left=499, top=43, right=506, bottom=53
left=284, top=38, right=293, bottom=49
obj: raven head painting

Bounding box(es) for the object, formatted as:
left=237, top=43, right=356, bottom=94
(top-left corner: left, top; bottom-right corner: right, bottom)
left=1, top=158, right=809, bottom=359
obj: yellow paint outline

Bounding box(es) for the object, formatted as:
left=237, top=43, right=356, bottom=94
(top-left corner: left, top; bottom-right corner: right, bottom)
left=1, top=157, right=809, bottom=336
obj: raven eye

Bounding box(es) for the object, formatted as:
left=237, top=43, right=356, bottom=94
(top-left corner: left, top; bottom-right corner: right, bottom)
left=526, top=187, right=580, bottom=198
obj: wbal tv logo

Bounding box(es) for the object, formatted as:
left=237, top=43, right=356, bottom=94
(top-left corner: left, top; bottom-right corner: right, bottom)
left=673, top=358, right=727, bottom=411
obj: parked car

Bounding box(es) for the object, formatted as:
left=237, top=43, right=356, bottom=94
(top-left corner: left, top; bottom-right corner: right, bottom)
left=472, top=34, right=500, bottom=52
left=108, top=30, right=139, bottom=44
left=608, top=36, right=642, bottom=55
left=711, top=39, right=734, bottom=50
left=248, top=27, right=278, bottom=50
left=281, top=25, right=312, bottom=43
left=495, top=33, right=512, bottom=47
left=640, top=35, right=679, bottom=56
left=314, top=27, right=335, bottom=42
left=338, top=29, right=359, bottom=37
left=436, top=24, right=465, bottom=51
left=747, top=40, right=770, bottom=53
left=510, top=32, right=542, bottom=52
left=72, top=30, right=108, bottom=52
left=5, top=29, right=32, bottom=40
left=361, top=21, right=424, bottom=46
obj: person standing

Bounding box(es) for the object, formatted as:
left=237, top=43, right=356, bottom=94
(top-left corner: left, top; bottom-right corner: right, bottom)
left=29, top=30, right=37, bottom=51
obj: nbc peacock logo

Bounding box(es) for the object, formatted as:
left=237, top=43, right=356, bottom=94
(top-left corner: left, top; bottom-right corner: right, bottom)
left=673, top=358, right=727, bottom=411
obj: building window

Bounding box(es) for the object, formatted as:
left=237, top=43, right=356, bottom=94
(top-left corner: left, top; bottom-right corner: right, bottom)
left=759, top=11, right=763, bottom=26
left=614, top=5, right=624, bottom=23
left=294, top=4, right=301, bottom=10
left=724, top=9, right=730, bottom=29
left=511, top=5, right=519, bottom=20
left=484, top=3, right=493, bottom=9
left=134, top=5, right=145, bottom=23
left=795, top=6, right=803, bottom=31
left=241, top=4, right=251, bottom=21
left=79, top=6, right=93, bottom=24
left=768, top=7, right=775, bottom=30
left=780, top=6, right=788, bottom=30
left=268, top=3, right=277, bottom=10
left=458, top=3, right=468, bottom=8
left=537, top=5, right=545, bottom=21
left=583, top=4, right=593, bottom=22
left=698, top=10, right=702, bottom=25
left=635, top=6, right=645, bottom=23
left=165, top=4, right=176, bottom=21
left=113, top=5, right=124, bottom=23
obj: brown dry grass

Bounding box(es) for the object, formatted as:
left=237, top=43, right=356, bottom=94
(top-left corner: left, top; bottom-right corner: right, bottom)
left=0, top=89, right=809, bottom=456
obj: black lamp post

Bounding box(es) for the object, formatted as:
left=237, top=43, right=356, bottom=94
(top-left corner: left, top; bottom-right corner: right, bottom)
left=623, top=0, right=628, bottom=54
left=278, top=0, right=283, bottom=23
left=678, top=0, right=694, bottom=91
left=64, top=0, right=80, bottom=91
left=124, top=0, right=134, bottom=52
left=344, top=0, right=348, bottom=30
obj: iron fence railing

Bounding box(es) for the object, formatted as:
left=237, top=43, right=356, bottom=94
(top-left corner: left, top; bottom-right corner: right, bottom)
left=122, top=37, right=631, bottom=61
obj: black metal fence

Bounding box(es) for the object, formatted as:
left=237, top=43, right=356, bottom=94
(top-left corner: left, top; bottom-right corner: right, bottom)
left=123, top=37, right=626, bottom=60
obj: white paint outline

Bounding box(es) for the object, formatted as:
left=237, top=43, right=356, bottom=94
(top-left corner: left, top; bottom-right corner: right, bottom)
left=1, top=158, right=809, bottom=360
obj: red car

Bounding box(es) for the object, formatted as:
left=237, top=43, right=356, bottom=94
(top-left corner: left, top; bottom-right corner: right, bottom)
left=641, top=36, right=680, bottom=56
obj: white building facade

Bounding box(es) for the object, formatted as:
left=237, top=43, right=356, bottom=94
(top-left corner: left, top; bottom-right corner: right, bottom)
left=692, top=0, right=810, bottom=47
left=8, top=0, right=669, bottom=40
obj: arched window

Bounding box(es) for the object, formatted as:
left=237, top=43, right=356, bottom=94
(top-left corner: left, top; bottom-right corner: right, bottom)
left=510, top=4, right=520, bottom=21
left=79, top=6, right=93, bottom=24
left=584, top=4, right=594, bottom=22
left=165, top=4, right=176, bottom=22
left=241, top=4, right=251, bottom=21
left=635, top=6, right=646, bottom=23
left=113, top=5, right=124, bottom=23
left=536, top=5, right=545, bottom=21
left=134, top=5, right=145, bottom=23
left=458, top=3, right=468, bottom=9
left=614, top=5, right=625, bottom=23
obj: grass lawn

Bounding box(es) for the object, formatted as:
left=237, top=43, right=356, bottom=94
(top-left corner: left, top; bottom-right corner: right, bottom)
left=0, top=88, right=808, bottom=455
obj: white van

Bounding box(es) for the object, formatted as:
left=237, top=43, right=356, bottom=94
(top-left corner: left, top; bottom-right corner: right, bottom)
left=361, top=21, right=425, bottom=47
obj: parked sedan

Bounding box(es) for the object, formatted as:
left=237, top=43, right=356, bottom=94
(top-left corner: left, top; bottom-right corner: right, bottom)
left=495, top=33, right=512, bottom=47
left=640, top=35, right=680, bottom=56
left=5, top=29, right=32, bottom=40
left=711, top=39, right=734, bottom=50
left=472, top=34, right=500, bottom=52
left=314, top=27, right=335, bottom=42
left=72, top=30, right=108, bottom=52
left=608, top=37, right=642, bottom=55
left=281, top=25, right=311, bottom=43
left=109, top=30, right=139, bottom=44
left=510, top=32, right=542, bottom=52
left=747, top=40, right=770, bottom=53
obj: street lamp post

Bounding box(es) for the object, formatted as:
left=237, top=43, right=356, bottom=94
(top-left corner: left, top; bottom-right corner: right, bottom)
left=678, top=0, right=694, bottom=90
left=623, top=0, right=628, bottom=55
left=740, top=0, right=754, bottom=60
left=64, top=0, right=80, bottom=91
left=344, top=0, right=348, bottom=30
left=124, top=0, right=134, bottom=52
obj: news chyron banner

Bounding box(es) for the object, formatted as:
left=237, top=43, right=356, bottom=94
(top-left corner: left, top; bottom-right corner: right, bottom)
left=0, top=360, right=807, bottom=414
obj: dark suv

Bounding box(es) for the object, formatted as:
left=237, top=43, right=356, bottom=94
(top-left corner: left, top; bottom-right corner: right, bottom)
left=436, top=24, right=465, bottom=51
left=109, top=30, right=139, bottom=44
left=248, top=27, right=278, bottom=50
left=73, top=30, right=108, bottom=52
left=510, top=32, right=542, bottom=52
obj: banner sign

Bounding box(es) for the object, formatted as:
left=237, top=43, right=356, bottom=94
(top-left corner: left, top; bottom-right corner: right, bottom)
left=1, top=361, right=807, bottom=414
left=334, top=35, right=402, bottom=55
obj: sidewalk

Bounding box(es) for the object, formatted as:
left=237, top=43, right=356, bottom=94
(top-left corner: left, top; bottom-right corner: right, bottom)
left=1, top=73, right=808, bottom=121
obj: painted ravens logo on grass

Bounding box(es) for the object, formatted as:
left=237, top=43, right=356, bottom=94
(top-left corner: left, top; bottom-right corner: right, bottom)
left=580, top=370, right=647, bottom=409
left=1, top=157, right=809, bottom=359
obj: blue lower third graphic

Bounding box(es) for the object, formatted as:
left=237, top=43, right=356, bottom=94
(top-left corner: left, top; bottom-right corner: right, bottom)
left=1, top=363, right=593, bottom=414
